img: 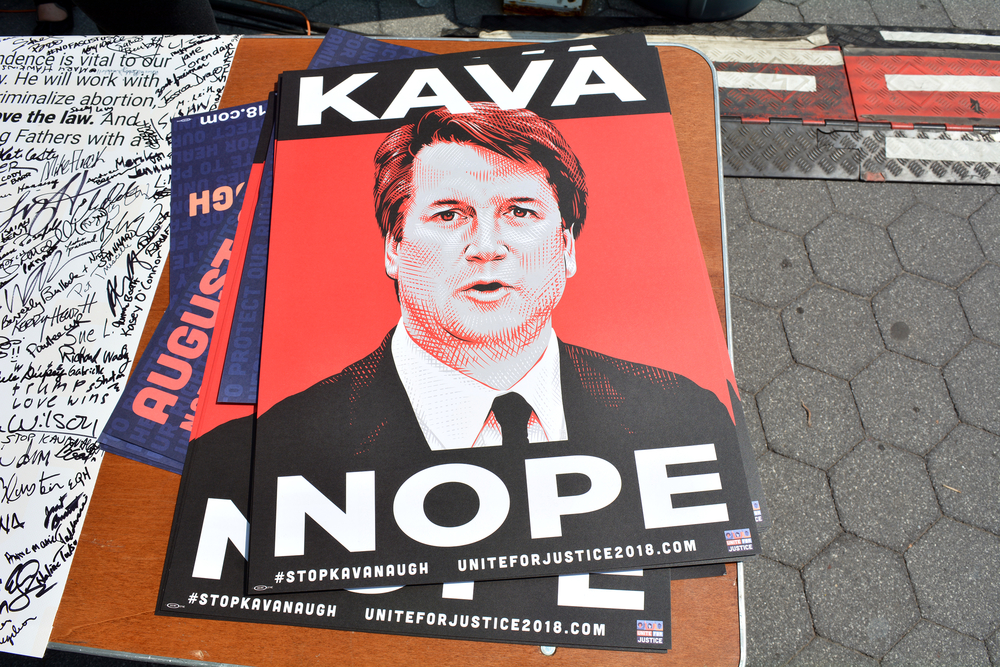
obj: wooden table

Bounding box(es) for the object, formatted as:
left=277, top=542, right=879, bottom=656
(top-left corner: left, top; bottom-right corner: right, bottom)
left=49, top=37, right=741, bottom=666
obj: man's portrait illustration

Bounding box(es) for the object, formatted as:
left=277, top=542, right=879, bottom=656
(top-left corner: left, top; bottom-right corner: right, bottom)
left=376, top=103, right=583, bottom=449
left=257, top=102, right=739, bottom=455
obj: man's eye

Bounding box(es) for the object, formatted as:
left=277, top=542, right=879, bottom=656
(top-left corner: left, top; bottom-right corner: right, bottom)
left=436, top=210, right=458, bottom=222
left=511, top=206, right=534, bottom=218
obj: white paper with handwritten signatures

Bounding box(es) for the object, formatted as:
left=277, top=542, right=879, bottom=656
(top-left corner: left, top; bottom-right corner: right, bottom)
left=0, top=34, right=239, bottom=657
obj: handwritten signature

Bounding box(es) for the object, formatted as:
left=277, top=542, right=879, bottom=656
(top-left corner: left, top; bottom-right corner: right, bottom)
left=0, top=616, right=37, bottom=647
left=0, top=560, right=54, bottom=615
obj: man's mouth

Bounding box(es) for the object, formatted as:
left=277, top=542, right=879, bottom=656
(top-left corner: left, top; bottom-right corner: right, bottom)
left=461, top=281, right=514, bottom=301
left=470, top=282, right=504, bottom=292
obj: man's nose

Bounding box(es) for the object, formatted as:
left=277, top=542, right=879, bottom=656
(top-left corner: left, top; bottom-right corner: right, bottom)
left=465, top=213, right=508, bottom=261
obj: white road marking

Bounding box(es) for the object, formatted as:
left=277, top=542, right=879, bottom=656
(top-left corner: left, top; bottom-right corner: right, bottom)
left=717, top=71, right=817, bottom=92
left=886, top=137, right=1000, bottom=162
left=885, top=74, right=1000, bottom=93
left=881, top=30, right=1000, bottom=47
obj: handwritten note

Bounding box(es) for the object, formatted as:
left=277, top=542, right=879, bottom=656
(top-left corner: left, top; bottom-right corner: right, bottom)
left=0, top=35, right=239, bottom=657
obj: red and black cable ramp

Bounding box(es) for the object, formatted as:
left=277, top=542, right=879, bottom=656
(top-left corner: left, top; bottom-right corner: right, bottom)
left=827, top=25, right=1000, bottom=53
left=844, top=47, right=1000, bottom=186
left=843, top=47, right=1000, bottom=130
left=720, top=118, right=862, bottom=180
left=708, top=45, right=855, bottom=125
left=708, top=41, right=862, bottom=181
left=706, top=44, right=855, bottom=125
left=855, top=125, right=1000, bottom=184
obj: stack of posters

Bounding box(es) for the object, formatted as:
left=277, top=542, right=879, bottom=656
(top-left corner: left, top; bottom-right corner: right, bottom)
left=96, top=30, right=430, bottom=471
left=156, top=33, right=767, bottom=654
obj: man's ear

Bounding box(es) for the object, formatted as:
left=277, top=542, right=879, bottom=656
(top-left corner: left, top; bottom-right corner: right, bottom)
left=385, top=233, right=401, bottom=280
left=563, top=227, right=577, bottom=279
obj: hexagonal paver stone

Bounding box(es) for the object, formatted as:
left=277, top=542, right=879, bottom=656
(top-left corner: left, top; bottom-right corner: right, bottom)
left=757, top=0, right=806, bottom=7
left=757, top=452, right=842, bottom=568
left=939, top=0, right=1000, bottom=31
left=944, top=341, right=1000, bottom=435
left=806, top=215, right=900, bottom=296
left=828, top=180, right=915, bottom=227
left=742, top=0, right=806, bottom=22
left=757, top=365, right=863, bottom=469
left=306, top=1, right=377, bottom=25
left=800, top=0, right=879, bottom=25
left=889, top=204, right=985, bottom=286
left=739, top=390, right=768, bottom=459
left=725, top=177, right=752, bottom=226
left=851, top=352, right=958, bottom=455
left=742, top=178, right=833, bottom=235
left=830, top=440, right=940, bottom=552
left=382, top=14, right=462, bottom=36
left=744, top=556, right=814, bottom=667
left=928, top=424, right=1000, bottom=535
left=732, top=296, right=793, bottom=394
left=882, top=621, right=991, bottom=667
left=728, top=217, right=814, bottom=308
left=906, top=518, right=1000, bottom=639
left=960, top=264, right=1000, bottom=346
left=870, top=0, right=955, bottom=28
left=783, top=286, right=883, bottom=380
left=786, top=636, right=879, bottom=667
left=912, top=182, right=995, bottom=218
left=970, top=195, right=1000, bottom=263
left=873, top=273, right=972, bottom=366
left=803, top=534, right=919, bottom=657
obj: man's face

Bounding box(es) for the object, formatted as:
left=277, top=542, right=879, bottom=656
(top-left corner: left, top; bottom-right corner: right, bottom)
left=385, top=141, right=576, bottom=357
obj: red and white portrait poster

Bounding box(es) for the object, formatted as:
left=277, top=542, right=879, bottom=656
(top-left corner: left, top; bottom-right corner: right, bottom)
left=247, top=38, right=762, bottom=595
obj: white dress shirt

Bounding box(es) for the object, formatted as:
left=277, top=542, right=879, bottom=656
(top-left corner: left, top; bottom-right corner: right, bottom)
left=391, top=322, right=568, bottom=450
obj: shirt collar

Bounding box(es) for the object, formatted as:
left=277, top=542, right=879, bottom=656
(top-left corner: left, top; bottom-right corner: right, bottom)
left=391, top=322, right=567, bottom=450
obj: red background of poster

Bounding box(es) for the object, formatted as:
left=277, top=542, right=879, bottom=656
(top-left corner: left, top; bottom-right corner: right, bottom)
left=259, top=112, right=737, bottom=416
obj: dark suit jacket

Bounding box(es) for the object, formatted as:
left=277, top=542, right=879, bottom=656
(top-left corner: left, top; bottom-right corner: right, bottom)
left=256, top=328, right=739, bottom=458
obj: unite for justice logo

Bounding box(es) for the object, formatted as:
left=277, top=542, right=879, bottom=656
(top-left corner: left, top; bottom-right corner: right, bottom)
left=725, top=528, right=754, bottom=553
left=636, top=619, right=664, bottom=644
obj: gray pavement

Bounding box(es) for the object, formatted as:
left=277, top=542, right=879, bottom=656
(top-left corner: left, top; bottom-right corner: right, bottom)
left=2, top=0, right=999, bottom=665
left=733, top=166, right=1000, bottom=665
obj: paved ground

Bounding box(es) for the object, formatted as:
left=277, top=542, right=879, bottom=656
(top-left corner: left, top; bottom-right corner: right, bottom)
left=2, top=0, right=999, bottom=665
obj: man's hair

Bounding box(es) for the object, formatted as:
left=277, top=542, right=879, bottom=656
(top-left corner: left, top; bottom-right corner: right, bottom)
left=374, top=102, right=587, bottom=241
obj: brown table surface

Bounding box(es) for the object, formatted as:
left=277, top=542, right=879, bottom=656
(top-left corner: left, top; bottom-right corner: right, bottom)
left=49, top=37, right=740, bottom=667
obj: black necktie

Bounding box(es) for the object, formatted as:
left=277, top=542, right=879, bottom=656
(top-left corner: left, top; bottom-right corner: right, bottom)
left=490, top=392, right=533, bottom=446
